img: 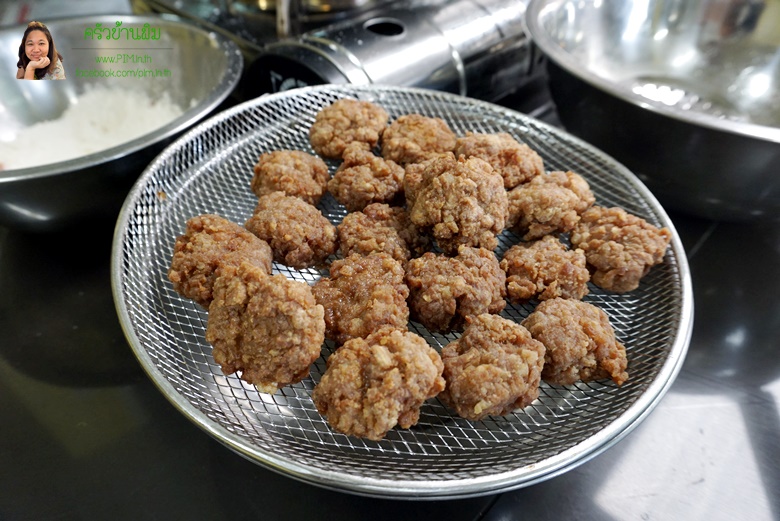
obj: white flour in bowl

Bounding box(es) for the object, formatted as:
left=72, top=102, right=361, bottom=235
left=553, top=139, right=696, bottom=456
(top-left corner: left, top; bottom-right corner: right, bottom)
left=0, top=85, right=184, bottom=171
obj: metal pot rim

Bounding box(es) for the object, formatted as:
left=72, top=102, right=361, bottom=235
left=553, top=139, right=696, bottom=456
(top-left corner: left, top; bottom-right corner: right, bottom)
left=0, top=14, right=243, bottom=184
left=525, top=0, right=780, bottom=145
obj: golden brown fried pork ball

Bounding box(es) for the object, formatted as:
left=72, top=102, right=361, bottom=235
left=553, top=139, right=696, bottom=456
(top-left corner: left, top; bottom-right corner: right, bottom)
left=570, top=206, right=672, bottom=293
left=309, top=98, right=389, bottom=159
left=440, top=314, right=546, bottom=421
left=507, top=170, right=594, bottom=240
left=522, top=298, right=628, bottom=386
left=206, top=262, right=325, bottom=393
left=547, top=170, right=596, bottom=213
left=312, top=253, right=410, bottom=345
left=312, top=326, right=445, bottom=441
left=402, top=153, right=454, bottom=209
left=168, top=214, right=273, bottom=308
left=328, top=144, right=405, bottom=212
left=244, top=191, right=338, bottom=269
left=337, top=203, right=430, bottom=263
left=500, top=235, right=590, bottom=303
left=381, top=114, right=457, bottom=165
left=408, top=154, right=507, bottom=254
left=405, top=246, right=506, bottom=333
left=454, top=132, right=544, bottom=189
left=250, top=150, right=330, bottom=206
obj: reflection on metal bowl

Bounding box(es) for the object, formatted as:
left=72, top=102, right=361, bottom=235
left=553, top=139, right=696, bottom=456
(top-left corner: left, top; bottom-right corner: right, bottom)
left=0, top=15, right=242, bottom=231
left=526, top=0, right=780, bottom=222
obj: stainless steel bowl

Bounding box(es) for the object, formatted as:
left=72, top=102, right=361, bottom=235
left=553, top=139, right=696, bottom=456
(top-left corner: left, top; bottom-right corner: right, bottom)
left=0, top=15, right=242, bottom=231
left=526, top=0, right=780, bottom=222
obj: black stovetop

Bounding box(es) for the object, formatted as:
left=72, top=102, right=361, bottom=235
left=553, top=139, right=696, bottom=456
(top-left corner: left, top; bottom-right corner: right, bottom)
left=1, top=81, right=778, bottom=521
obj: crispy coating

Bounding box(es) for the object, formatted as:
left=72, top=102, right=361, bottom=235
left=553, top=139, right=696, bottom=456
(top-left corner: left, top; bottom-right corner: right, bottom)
left=500, top=235, right=590, bottom=303
left=205, top=262, right=325, bottom=393
left=440, top=314, right=545, bottom=421
left=381, top=114, right=457, bottom=165
left=328, top=144, right=405, bottom=212
left=507, top=171, right=594, bottom=240
left=403, top=153, right=454, bottom=209
left=406, top=246, right=506, bottom=333
left=244, top=191, right=338, bottom=269
left=522, top=298, right=628, bottom=386
left=309, top=98, right=389, bottom=159
left=337, top=203, right=430, bottom=263
left=312, top=253, right=410, bottom=345
left=251, top=150, right=330, bottom=205
left=312, top=327, right=445, bottom=441
left=168, top=214, right=273, bottom=308
left=547, top=170, right=596, bottom=213
left=454, top=132, right=544, bottom=189
left=570, top=206, right=672, bottom=292
left=409, top=154, right=508, bottom=254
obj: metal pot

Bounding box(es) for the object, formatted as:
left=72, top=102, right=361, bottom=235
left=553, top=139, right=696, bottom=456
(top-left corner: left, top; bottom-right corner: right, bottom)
left=227, top=0, right=397, bottom=38
left=228, top=0, right=387, bottom=14
left=0, top=15, right=242, bottom=232
left=526, top=0, right=780, bottom=222
left=246, top=0, right=537, bottom=102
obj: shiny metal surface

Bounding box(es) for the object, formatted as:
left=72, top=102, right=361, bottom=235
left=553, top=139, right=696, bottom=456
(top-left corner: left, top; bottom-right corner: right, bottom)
left=0, top=14, right=242, bottom=231
left=111, top=84, right=692, bottom=498
left=1, top=79, right=777, bottom=520
left=525, top=0, right=780, bottom=222
left=249, top=0, right=534, bottom=102
left=228, top=0, right=396, bottom=38
left=228, top=0, right=390, bottom=15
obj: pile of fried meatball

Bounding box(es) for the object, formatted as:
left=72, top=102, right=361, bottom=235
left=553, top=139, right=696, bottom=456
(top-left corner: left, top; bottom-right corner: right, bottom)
left=168, top=98, right=672, bottom=441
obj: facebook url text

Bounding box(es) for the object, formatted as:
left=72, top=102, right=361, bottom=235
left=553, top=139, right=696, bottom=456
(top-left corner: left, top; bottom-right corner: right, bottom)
left=75, top=68, right=172, bottom=78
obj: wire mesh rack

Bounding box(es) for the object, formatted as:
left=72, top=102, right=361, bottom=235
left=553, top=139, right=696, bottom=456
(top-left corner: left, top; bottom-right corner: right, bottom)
left=111, top=84, right=693, bottom=499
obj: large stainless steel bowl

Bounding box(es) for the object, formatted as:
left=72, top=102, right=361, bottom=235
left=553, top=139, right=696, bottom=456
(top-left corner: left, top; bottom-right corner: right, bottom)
left=0, top=15, right=242, bottom=231
left=526, top=0, right=780, bottom=222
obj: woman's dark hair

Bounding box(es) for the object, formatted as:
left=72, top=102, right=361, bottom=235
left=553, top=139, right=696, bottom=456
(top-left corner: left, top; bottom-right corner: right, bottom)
left=16, top=21, right=63, bottom=79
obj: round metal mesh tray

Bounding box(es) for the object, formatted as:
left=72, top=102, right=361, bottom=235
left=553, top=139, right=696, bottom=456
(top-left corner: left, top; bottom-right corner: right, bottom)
left=111, top=84, right=693, bottom=499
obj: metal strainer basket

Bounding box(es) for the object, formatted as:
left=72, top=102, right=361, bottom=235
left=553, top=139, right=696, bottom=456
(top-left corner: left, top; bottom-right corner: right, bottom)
left=111, top=85, right=693, bottom=499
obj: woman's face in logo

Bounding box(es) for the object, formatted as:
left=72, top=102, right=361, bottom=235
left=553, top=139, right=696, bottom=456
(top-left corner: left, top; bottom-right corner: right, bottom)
left=25, top=29, right=49, bottom=61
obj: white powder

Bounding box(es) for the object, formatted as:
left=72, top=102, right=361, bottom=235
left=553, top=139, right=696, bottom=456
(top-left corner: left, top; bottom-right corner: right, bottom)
left=0, top=85, right=184, bottom=171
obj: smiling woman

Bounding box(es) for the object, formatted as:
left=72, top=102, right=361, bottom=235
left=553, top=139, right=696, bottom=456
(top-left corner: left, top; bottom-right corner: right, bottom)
left=15, top=21, right=66, bottom=80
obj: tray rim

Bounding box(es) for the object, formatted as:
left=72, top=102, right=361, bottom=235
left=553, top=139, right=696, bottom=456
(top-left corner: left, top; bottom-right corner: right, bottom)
left=111, top=84, right=694, bottom=499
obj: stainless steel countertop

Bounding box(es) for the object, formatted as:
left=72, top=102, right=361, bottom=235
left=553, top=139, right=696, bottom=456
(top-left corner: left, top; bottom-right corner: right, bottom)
left=1, top=92, right=778, bottom=520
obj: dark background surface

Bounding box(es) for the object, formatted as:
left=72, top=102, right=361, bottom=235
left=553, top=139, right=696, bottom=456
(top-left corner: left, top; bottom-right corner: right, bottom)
left=1, top=84, right=778, bottom=520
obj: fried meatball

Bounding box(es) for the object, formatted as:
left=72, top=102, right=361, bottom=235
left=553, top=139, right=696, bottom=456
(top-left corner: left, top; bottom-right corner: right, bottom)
left=440, top=314, right=545, bottom=421
left=328, top=144, right=405, bottom=212
left=500, top=235, right=590, bottom=303
left=507, top=171, right=594, bottom=240
left=546, top=170, right=596, bottom=213
left=312, top=327, right=445, bottom=441
left=168, top=214, right=273, bottom=308
left=406, top=246, right=506, bottom=333
left=570, top=206, right=672, bottom=293
left=244, top=191, right=338, bottom=269
left=408, top=154, right=507, bottom=254
left=403, top=153, right=454, bottom=209
left=312, top=253, right=410, bottom=345
left=337, top=203, right=430, bottom=263
left=381, top=114, right=457, bottom=165
left=250, top=150, right=329, bottom=206
left=522, top=298, right=628, bottom=386
left=309, top=98, right=389, bottom=159
left=205, top=262, right=325, bottom=393
left=454, top=132, right=544, bottom=189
